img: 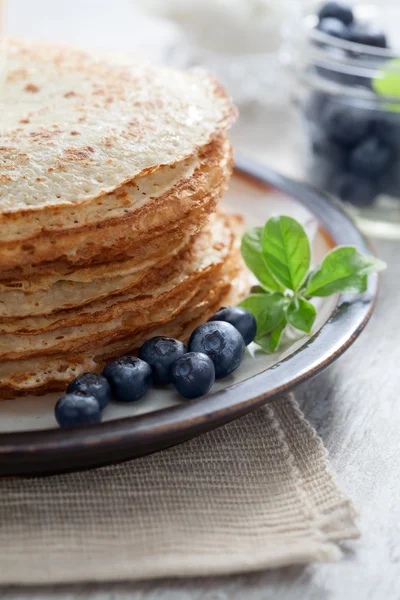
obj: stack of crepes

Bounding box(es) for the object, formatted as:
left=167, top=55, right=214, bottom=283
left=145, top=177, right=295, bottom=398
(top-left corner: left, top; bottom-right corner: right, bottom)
left=0, top=39, right=250, bottom=399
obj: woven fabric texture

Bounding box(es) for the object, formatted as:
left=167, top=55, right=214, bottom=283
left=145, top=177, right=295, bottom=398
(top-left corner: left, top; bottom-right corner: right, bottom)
left=0, top=394, right=358, bottom=585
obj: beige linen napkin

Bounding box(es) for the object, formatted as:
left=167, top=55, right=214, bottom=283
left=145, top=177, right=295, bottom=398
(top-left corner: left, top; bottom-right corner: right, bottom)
left=0, top=394, right=358, bottom=585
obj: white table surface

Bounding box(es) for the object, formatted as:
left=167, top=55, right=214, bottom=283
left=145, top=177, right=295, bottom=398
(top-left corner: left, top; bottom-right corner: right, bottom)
left=2, top=2, right=399, bottom=598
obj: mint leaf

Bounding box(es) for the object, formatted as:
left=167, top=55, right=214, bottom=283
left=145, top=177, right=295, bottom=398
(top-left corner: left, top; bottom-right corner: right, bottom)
left=256, top=324, right=286, bottom=353
left=241, top=227, right=284, bottom=292
left=287, top=297, right=316, bottom=334
left=239, top=293, right=288, bottom=339
left=262, top=216, right=310, bottom=291
left=306, top=246, right=386, bottom=297
left=373, top=58, right=400, bottom=99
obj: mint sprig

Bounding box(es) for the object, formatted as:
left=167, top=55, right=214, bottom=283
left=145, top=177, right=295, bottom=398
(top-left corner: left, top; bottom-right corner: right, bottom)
left=239, top=216, right=386, bottom=353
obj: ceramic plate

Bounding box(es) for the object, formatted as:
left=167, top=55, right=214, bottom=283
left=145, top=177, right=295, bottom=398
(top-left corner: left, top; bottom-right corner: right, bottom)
left=0, top=159, right=378, bottom=476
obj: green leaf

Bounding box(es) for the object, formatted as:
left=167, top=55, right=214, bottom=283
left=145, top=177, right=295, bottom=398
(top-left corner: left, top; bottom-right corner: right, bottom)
left=239, top=293, right=289, bottom=352
left=241, top=227, right=284, bottom=292
left=287, top=297, right=317, bottom=334
left=239, top=293, right=288, bottom=334
left=305, top=246, right=386, bottom=297
left=256, top=324, right=286, bottom=353
left=373, top=58, right=400, bottom=100
left=262, top=216, right=311, bottom=291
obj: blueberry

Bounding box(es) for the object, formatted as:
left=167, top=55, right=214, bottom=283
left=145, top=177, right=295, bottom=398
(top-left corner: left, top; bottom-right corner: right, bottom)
left=208, top=307, right=257, bottom=346
left=188, top=321, right=245, bottom=379
left=317, top=17, right=350, bottom=40
left=139, top=337, right=187, bottom=384
left=321, top=103, right=371, bottom=146
left=331, top=172, right=378, bottom=206
left=171, top=352, right=215, bottom=399
left=349, top=135, right=394, bottom=177
left=67, top=372, right=111, bottom=410
left=102, top=356, right=152, bottom=402
left=347, top=24, right=387, bottom=48
left=318, top=2, right=354, bottom=26
left=55, top=393, right=101, bottom=428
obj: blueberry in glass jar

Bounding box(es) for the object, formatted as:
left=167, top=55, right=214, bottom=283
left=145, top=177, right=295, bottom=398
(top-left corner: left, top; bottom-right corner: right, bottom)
left=318, top=2, right=354, bottom=26
left=102, top=356, right=152, bottom=402
left=171, top=352, right=215, bottom=399
left=347, top=24, right=387, bottom=49
left=139, top=337, right=187, bottom=384
left=317, top=17, right=350, bottom=40
left=321, top=102, right=371, bottom=146
left=188, top=321, right=245, bottom=379
left=316, top=2, right=387, bottom=49
left=349, top=135, right=394, bottom=178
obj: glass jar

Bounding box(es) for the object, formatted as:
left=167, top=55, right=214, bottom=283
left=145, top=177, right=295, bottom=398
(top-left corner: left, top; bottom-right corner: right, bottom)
left=282, top=3, right=400, bottom=238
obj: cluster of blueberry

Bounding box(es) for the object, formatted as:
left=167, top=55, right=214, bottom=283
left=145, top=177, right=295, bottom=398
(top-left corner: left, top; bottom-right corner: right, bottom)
left=55, top=306, right=257, bottom=428
left=317, top=1, right=387, bottom=48
left=306, top=96, right=400, bottom=207
left=305, top=2, right=400, bottom=207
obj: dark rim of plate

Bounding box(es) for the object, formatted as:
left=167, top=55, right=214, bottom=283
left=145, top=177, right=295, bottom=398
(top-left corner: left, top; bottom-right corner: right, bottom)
left=0, top=158, right=378, bottom=476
